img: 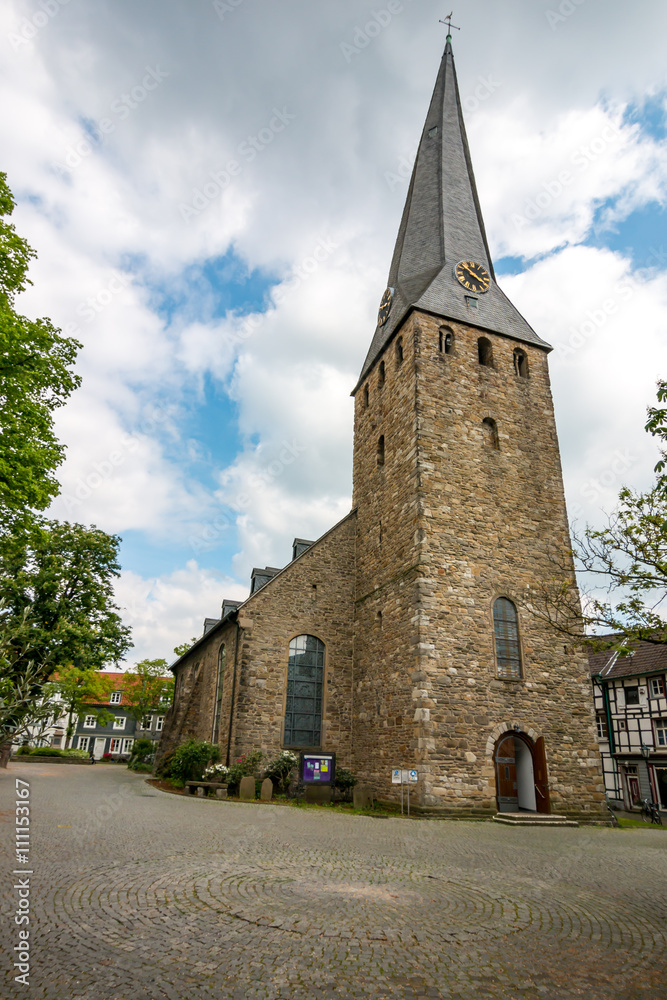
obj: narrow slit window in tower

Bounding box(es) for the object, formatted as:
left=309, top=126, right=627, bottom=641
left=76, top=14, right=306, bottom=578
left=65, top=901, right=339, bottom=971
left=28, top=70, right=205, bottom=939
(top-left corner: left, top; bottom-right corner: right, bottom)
left=439, top=327, right=454, bottom=354
left=379, top=360, right=386, bottom=386
left=478, top=337, right=493, bottom=367
left=364, top=384, right=369, bottom=408
left=377, top=434, right=385, bottom=466
left=514, top=349, right=529, bottom=378
left=396, top=337, right=403, bottom=364
left=482, top=417, right=499, bottom=450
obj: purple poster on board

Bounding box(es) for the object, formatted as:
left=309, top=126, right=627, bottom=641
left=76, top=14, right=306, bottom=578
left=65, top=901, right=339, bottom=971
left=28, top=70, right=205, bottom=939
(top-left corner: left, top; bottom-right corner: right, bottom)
left=301, top=753, right=335, bottom=785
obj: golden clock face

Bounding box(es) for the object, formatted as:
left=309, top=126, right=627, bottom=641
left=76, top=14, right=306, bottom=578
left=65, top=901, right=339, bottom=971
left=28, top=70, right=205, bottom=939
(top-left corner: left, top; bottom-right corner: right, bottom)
left=454, top=260, right=491, bottom=294
left=377, top=287, right=393, bottom=326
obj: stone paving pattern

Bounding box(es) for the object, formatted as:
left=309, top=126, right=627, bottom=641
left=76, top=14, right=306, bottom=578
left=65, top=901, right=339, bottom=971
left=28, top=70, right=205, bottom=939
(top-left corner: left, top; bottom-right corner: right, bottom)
left=1, top=764, right=666, bottom=999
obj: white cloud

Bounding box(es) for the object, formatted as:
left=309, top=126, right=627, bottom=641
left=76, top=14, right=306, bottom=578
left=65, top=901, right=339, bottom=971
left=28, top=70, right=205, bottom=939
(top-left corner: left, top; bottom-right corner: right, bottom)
left=3, top=0, right=667, bottom=660
left=116, top=562, right=248, bottom=665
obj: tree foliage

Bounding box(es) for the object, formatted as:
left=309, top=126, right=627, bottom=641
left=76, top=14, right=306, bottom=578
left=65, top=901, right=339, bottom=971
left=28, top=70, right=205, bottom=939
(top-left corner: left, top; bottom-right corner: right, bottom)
left=525, top=379, right=667, bottom=654
left=45, top=665, right=115, bottom=747
left=0, top=175, right=132, bottom=764
left=0, top=521, right=131, bottom=742
left=173, top=638, right=198, bottom=657
left=0, top=172, right=81, bottom=526
left=121, top=658, right=173, bottom=723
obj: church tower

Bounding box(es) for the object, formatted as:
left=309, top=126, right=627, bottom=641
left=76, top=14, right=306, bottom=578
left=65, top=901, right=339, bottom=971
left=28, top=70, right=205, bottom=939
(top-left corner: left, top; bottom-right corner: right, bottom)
left=351, top=36, right=604, bottom=817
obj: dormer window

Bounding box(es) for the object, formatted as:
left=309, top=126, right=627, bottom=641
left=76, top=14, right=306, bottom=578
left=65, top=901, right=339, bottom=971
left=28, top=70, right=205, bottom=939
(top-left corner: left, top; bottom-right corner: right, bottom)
left=110, top=691, right=121, bottom=705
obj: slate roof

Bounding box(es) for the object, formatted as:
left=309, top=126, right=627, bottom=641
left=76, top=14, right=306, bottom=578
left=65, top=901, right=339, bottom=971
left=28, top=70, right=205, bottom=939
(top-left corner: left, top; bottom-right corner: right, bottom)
left=589, top=640, right=667, bottom=681
left=355, top=39, right=550, bottom=392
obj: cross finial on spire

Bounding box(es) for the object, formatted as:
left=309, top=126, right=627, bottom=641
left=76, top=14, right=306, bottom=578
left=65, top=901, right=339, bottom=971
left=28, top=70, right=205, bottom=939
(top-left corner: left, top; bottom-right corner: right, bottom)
left=439, top=11, right=460, bottom=41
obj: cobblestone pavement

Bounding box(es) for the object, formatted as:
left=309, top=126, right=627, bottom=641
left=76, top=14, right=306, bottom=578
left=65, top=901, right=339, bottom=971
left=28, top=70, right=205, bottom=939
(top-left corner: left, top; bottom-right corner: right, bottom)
left=2, top=764, right=666, bottom=1000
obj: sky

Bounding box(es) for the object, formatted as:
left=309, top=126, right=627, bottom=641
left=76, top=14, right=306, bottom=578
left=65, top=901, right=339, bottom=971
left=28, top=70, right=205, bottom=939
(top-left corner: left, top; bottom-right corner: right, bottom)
left=2, top=0, right=666, bottom=665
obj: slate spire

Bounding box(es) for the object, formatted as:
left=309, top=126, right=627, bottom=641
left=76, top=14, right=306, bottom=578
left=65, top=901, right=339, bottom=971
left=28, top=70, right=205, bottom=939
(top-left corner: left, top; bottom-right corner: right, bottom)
left=356, top=39, right=549, bottom=389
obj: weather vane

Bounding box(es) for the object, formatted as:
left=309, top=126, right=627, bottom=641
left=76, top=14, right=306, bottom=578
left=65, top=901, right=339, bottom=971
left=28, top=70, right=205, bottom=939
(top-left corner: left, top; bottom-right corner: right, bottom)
left=439, top=11, right=461, bottom=39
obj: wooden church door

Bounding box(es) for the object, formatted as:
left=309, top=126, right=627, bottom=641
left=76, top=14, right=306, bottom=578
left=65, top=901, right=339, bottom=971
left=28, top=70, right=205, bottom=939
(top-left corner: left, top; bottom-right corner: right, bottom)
left=495, top=735, right=518, bottom=812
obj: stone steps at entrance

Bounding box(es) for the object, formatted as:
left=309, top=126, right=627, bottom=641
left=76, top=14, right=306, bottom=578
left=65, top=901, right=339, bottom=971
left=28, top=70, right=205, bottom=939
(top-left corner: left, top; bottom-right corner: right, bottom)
left=493, top=812, right=579, bottom=827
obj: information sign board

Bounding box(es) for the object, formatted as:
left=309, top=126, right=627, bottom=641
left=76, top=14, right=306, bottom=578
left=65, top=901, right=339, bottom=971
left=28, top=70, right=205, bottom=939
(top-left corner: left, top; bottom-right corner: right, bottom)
left=392, top=768, right=419, bottom=784
left=301, top=752, right=335, bottom=785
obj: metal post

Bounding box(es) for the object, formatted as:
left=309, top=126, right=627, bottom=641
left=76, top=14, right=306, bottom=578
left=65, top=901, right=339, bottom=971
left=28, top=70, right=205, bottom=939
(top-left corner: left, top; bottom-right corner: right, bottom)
left=400, top=776, right=404, bottom=816
left=407, top=779, right=410, bottom=817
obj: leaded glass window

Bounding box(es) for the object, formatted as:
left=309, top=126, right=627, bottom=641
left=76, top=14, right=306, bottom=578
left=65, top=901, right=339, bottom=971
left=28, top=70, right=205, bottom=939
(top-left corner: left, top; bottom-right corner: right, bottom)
left=284, top=634, right=325, bottom=747
left=493, top=598, right=521, bottom=679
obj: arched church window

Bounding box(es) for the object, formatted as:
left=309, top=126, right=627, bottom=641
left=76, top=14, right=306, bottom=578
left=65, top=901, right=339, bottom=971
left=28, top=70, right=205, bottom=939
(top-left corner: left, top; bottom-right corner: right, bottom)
left=396, top=337, right=404, bottom=364
left=482, top=417, right=499, bottom=450
left=377, top=434, right=385, bottom=466
left=493, top=598, right=522, bottom=679
left=513, top=349, right=529, bottom=378
left=283, top=634, right=325, bottom=747
left=439, top=327, right=454, bottom=354
left=478, top=337, right=494, bottom=367
left=212, top=644, right=226, bottom=744
left=379, top=360, right=386, bottom=386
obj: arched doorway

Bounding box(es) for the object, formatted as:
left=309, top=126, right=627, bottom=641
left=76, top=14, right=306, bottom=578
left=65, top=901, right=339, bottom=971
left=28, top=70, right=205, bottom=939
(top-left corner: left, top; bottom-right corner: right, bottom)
left=494, top=731, right=550, bottom=813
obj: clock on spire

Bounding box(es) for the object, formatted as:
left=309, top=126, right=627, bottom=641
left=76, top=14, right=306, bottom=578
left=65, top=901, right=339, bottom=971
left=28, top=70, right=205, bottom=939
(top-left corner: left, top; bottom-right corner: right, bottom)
left=358, top=31, right=549, bottom=391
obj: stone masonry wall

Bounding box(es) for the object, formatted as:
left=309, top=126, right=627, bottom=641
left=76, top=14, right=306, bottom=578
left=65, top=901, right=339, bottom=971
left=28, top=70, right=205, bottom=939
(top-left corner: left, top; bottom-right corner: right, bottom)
left=158, top=512, right=357, bottom=771
left=352, top=315, right=426, bottom=790
left=228, top=513, right=356, bottom=766
left=352, top=309, right=605, bottom=815
left=412, top=312, right=604, bottom=815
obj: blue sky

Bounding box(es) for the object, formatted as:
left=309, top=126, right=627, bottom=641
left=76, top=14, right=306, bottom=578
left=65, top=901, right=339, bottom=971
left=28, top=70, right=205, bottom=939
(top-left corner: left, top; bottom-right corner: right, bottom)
left=3, top=0, right=667, bottom=662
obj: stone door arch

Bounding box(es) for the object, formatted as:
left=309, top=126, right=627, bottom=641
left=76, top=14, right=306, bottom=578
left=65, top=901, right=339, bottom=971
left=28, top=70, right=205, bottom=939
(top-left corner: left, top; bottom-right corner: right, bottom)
left=494, top=731, right=550, bottom=814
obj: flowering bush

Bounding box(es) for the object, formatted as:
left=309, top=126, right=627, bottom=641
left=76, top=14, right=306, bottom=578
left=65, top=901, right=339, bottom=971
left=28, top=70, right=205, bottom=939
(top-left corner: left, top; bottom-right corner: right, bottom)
left=226, top=750, right=264, bottom=795
left=263, top=750, right=298, bottom=794
left=203, top=762, right=230, bottom=782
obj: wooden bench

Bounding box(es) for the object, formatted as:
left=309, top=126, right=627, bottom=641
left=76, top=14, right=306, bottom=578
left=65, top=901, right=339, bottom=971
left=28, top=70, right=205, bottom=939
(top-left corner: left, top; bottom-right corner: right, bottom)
left=184, top=781, right=228, bottom=799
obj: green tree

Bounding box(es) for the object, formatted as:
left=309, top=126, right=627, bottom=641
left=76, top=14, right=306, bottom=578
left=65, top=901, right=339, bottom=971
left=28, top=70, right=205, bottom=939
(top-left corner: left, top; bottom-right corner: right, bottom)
left=173, top=638, right=198, bottom=657
left=526, top=379, right=667, bottom=654
left=0, top=521, right=131, bottom=763
left=122, top=658, right=173, bottom=724
left=0, top=172, right=81, bottom=528
left=45, top=665, right=115, bottom=748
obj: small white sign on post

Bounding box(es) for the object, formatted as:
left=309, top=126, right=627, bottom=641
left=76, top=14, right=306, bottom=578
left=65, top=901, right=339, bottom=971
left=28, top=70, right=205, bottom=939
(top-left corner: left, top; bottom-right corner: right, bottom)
left=392, top=767, right=419, bottom=815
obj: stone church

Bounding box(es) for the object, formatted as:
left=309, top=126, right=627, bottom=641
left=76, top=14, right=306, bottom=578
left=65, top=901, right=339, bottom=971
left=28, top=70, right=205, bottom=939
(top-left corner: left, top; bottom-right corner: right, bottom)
left=157, top=37, right=605, bottom=818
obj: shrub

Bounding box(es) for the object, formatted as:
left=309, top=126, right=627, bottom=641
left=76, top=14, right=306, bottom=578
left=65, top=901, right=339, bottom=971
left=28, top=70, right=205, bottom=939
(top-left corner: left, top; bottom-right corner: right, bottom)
left=29, top=747, right=63, bottom=757
left=164, top=739, right=221, bottom=784
left=131, top=739, right=155, bottom=761
left=226, top=750, right=264, bottom=795
left=263, top=750, right=298, bottom=794
left=334, top=768, right=357, bottom=797
left=15, top=745, right=32, bottom=755
left=63, top=749, right=90, bottom=759
left=102, top=752, right=112, bottom=760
